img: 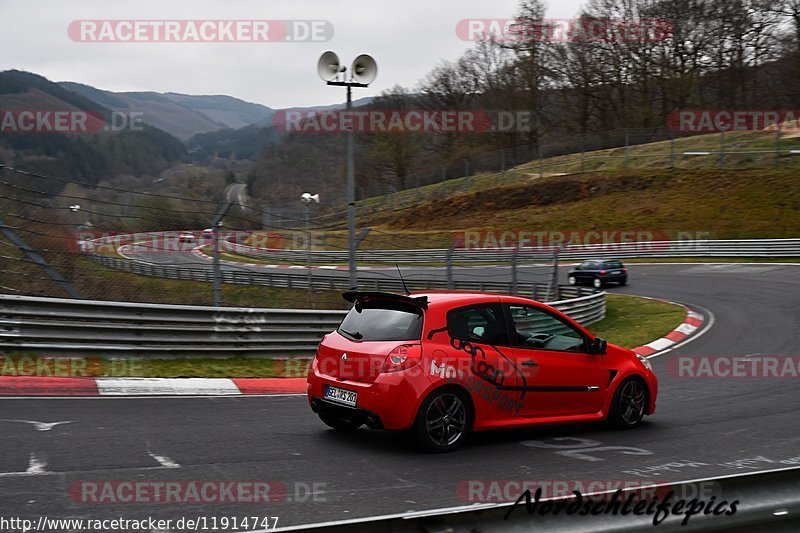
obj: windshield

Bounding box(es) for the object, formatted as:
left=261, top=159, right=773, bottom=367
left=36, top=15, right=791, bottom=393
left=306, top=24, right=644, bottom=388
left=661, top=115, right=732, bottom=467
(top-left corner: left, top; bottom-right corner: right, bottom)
left=338, top=300, right=423, bottom=341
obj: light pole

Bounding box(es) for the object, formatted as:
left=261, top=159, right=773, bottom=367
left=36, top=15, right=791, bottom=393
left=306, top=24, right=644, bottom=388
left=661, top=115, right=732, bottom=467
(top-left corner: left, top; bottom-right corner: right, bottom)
left=317, top=51, right=378, bottom=290
left=300, top=192, right=320, bottom=290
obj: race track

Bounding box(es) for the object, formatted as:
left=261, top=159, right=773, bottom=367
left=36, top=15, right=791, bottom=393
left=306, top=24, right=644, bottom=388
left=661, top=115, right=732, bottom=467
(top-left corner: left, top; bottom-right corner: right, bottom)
left=1, top=263, right=798, bottom=529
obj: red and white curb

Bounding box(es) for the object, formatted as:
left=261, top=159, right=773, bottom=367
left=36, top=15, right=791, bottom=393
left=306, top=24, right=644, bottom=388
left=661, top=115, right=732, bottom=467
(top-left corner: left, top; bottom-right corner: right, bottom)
left=0, top=377, right=307, bottom=397
left=632, top=307, right=705, bottom=358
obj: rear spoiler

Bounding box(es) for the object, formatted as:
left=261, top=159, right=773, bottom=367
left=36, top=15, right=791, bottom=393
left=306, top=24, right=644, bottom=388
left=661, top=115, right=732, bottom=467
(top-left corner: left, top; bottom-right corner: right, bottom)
left=342, top=291, right=428, bottom=309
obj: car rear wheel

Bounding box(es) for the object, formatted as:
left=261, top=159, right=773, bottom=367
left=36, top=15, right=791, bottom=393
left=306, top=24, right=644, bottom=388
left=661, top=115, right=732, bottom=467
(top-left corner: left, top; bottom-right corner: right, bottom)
left=593, top=278, right=603, bottom=289
left=608, top=377, right=647, bottom=428
left=318, top=411, right=363, bottom=431
left=568, top=276, right=577, bottom=286
left=413, top=389, right=472, bottom=453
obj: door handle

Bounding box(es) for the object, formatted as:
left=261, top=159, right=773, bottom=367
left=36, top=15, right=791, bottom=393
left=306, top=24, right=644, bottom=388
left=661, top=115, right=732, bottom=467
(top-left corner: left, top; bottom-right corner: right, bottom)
left=521, top=360, right=539, bottom=367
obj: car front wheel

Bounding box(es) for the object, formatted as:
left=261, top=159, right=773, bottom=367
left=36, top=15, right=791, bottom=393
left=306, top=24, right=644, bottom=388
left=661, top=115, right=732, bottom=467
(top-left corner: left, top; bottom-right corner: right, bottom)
left=413, top=389, right=472, bottom=453
left=593, top=278, right=603, bottom=289
left=608, top=377, right=647, bottom=428
left=568, top=275, right=577, bottom=286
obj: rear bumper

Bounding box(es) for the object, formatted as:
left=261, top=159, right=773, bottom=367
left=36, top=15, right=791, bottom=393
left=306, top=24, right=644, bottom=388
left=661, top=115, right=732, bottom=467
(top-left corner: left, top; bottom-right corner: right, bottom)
left=307, top=363, right=432, bottom=430
left=311, top=397, right=385, bottom=429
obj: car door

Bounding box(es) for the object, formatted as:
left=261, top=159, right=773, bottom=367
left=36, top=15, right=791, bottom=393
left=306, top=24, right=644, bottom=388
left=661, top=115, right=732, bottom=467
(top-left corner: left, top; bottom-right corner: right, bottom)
left=428, top=302, right=521, bottom=420
left=576, top=261, right=598, bottom=283
left=504, top=303, right=606, bottom=418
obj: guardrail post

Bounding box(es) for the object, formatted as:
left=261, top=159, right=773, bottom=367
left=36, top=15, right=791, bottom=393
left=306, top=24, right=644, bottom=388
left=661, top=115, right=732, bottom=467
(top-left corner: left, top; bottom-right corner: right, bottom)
left=548, top=246, right=560, bottom=302
left=446, top=246, right=454, bottom=290
left=511, top=248, right=518, bottom=295
left=719, top=131, right=726, bottom=167
left=775, top=129, right=781, bottom=167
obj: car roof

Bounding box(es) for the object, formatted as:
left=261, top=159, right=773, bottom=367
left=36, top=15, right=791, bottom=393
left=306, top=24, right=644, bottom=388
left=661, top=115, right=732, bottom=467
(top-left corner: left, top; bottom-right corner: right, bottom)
left=409, top=291, right=543, bottom=308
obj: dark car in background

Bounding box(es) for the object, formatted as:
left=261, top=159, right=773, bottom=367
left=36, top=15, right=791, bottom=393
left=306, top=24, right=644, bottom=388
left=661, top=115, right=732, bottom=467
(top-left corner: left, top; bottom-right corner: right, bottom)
left=568, top=260, right=628, bottom=288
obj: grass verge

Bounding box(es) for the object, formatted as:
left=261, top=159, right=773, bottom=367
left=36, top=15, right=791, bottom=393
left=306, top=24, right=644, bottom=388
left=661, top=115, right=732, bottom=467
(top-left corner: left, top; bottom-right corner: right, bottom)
left=588, top=294, right=686, bottom=349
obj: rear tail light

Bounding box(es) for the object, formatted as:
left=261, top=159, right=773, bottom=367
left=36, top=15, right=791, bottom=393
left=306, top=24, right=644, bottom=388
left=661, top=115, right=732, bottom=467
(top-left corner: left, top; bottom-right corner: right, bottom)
left=600, top=270, right=607, bottom=275
left=623, top=268, right=628, bottom=273
left=381, top=344, right=422, bottom=373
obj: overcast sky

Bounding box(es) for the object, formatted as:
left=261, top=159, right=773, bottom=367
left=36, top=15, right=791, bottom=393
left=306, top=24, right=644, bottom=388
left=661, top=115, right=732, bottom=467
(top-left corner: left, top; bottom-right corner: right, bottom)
left=0, top=0, right=587, bottom=109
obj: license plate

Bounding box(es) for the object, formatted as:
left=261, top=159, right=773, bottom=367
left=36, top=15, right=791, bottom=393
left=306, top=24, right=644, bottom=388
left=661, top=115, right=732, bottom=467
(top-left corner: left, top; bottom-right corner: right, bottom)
left=325, top=385, right=357, bottom=407
left=611, top=270, right=622, bottom=275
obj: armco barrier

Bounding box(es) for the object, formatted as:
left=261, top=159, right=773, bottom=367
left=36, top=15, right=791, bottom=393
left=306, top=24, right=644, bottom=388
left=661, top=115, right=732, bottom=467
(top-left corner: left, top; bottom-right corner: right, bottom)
left=87, top=253, right=570, bottom=302
left=0, top=290, right=604, bottom=357
left=285, top=465, right=800, bottom=532
left=224, top=238, right=800, bottom=263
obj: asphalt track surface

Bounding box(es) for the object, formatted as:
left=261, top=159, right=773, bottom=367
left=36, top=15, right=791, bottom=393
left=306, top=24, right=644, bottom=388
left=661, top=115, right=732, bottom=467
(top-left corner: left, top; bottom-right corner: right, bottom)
left=1, top=261, right=799, bottom=530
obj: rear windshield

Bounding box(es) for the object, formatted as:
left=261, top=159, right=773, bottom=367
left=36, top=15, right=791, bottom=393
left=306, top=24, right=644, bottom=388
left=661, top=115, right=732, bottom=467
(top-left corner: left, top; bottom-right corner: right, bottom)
left=338, top=300, right=423, bottom=341
left=603, top=261, right=623, bottom=268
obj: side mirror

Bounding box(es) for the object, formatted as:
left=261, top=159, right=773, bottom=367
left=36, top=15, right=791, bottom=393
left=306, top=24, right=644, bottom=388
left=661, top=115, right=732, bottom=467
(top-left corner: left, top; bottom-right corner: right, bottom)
left=590, top=337, right=607, bottom=355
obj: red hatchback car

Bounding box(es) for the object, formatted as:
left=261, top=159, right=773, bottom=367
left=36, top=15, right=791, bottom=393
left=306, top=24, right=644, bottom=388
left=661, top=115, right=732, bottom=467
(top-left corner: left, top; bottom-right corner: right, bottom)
left=307, top=291, right=657, bottom=452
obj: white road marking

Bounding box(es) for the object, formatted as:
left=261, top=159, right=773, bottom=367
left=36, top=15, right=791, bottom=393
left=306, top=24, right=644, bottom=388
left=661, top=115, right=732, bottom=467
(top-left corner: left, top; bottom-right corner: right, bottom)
left=26, top=452, right=47, bottom=474
left=148, top=452, right=180, bottom=469
left=0, top=452, right=51, bottom=478
left=0, top=419, right=72, bottom=431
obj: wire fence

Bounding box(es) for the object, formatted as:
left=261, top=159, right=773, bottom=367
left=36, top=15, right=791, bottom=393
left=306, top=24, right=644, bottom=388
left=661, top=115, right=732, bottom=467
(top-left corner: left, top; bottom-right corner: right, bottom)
left=308, top=127, right=800, bottom=224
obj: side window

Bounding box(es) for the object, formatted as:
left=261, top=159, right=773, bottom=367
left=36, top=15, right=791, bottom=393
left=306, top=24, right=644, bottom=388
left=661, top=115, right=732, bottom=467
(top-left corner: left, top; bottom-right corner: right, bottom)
left=578, top=261, right=591, bottom=270
left=446, top=303, right=510, bottom=346
left=507, top=304, right=586, bottom=352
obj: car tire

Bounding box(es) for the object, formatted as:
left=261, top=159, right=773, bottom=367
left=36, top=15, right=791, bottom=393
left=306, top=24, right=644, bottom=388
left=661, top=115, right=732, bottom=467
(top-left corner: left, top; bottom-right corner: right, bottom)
left=593, top=277, right=604, bottom=289
left=619, top=277, right=627, bottom=286
left=413, top=388, right=473, bottom=453
left=318, top=411, right=363, bottom=431
left=608, top=377, right=648, bottom=429
left=568, top=276, right=577, bottom=286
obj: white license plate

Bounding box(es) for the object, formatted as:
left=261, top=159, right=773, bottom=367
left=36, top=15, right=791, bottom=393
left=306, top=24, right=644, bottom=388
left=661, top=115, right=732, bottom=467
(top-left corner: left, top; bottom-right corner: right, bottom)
left=325, top=386, right=357, bottom=407
left=611, top=270, right=622, bottom=275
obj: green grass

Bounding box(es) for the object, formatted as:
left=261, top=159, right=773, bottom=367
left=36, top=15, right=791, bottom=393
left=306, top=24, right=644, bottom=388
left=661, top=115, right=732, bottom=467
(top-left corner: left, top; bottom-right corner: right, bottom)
left=588, top=294, right=686, bottom=349
left=341, top=129, right=800, bottom=217
left=66, top=294, right=684, bottom=377
left=72, top=257, right=347, bottom=308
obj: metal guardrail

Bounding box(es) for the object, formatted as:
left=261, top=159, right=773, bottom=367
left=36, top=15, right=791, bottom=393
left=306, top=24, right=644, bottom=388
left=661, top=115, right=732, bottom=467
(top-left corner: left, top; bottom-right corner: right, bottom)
left=225, top=238, right=800, bottom=263
left=86, top=253, right=576, bottom=302
left=0, top=294, right=346, bottom=357
left=0, top=288, right=604, bottom=357
left=280, top=466, right=800, bottom=532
